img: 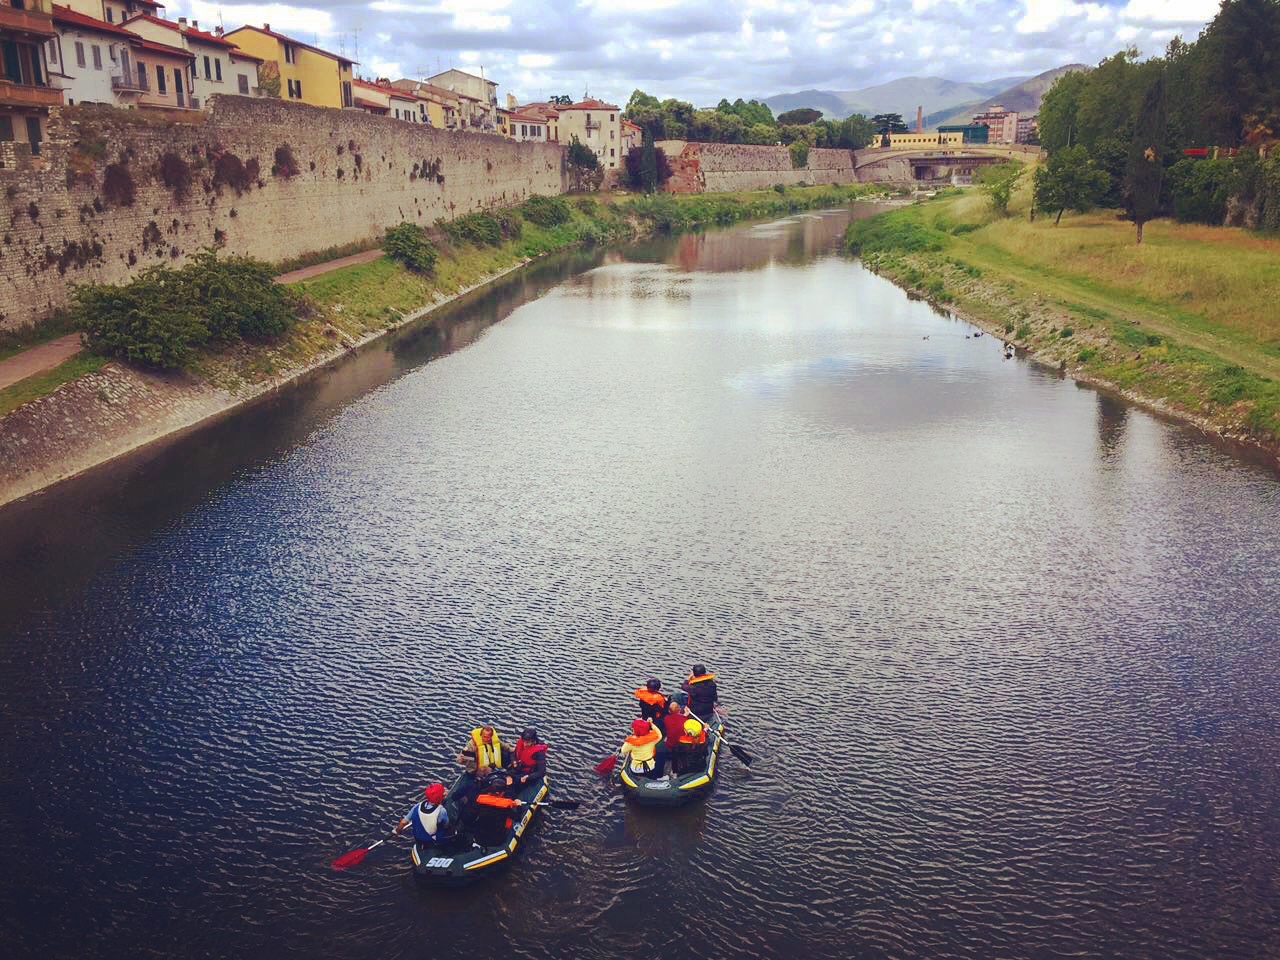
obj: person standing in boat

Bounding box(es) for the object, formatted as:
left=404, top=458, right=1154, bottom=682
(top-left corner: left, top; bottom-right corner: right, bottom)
left=504, top=727, right=548, bottom=792
left=393, top=783, right=454, bottom=847
left=681, top=665, right=719, bottom=721
left=633, top=678, right=667, bottom=726
left=619, top=717, right=663, bottom=778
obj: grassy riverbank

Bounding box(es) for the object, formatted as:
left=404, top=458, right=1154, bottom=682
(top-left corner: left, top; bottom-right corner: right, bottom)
left=846, top=187, right=1280, bottom=453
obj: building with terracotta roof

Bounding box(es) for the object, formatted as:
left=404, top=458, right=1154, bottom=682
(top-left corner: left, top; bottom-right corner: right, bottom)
left=127, top=32, right=192, bottom=109
left=123, top=14, right=254, bottom=109
left=223, top=23, right=353, bottom=110
left=389, top=79, right=459, bottom=128
left=1, top=0, right=62, bottom=157
left=621, top=118, right=641, bottom=154
left=557, top=98, right=621, bottom=169
left=351, top=77, right=389, bottom=116
left=507, top=110, right=550, bottom=142
left=509, top=99, right=559, bottom=141
left=47, top=4, right=138, bottom=107
left=427, top=67, right=496, bottom=131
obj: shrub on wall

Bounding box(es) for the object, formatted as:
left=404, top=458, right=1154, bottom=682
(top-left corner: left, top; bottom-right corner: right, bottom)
left=74, top=248, right=297, bottom=368
left=213, top=152, right=254, bottom=195
left=383, top=222, right=438, bottom=274
left=272, top=144, right=300, bottom=178
left=159, top=152, right=192, bottom=201
left=101, top=163, right=135, bottom=207
left=522, top=194, right=572, bottom=227
left=788, top=141, right=809, bottom=169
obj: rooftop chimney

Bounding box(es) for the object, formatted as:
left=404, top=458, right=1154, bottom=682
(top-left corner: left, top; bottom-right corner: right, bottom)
left=192, top=20, right=198, bottom=29
left=178, top=16, right=187, bottom=25
left=215, top=25, right=223, bottom=36
left=263, top=23, right=271, bottom=31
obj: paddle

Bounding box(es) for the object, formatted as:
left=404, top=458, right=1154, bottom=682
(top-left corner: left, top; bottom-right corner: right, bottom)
left=331, top=833, right=397, bottom=871
left=710, top=712, right=754, bottom=767
left=594, top=754, right=619, bottom=775
left=526, top=798, right=581, bottom=811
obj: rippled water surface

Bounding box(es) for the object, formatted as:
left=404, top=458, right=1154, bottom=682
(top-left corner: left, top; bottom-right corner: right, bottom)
left=2, top=208, right=1279, bottom=960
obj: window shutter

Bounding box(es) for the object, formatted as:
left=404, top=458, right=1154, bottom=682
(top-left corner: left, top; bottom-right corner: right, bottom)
left=92, top=46, right=102, bottom=70
left=75, top=42, right=85, bottom=69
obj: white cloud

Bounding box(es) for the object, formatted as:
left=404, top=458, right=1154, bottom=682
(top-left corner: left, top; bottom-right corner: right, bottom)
left=1121, top=0, right=1220, bottom=23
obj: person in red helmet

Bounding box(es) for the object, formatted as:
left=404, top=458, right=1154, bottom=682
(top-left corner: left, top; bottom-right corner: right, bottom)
left=619, top=717, right=662, bottom=778
left=393, top=783, right=454, bottom=846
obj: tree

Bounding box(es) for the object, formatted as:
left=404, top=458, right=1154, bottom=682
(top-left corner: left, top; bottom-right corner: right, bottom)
left=1032, top=145, right=1111, bottom=223
left=1126, top=71, right=1167, bottom=243
left=871, top=113, right=908, bottom=134
left=777, top=107, right=822, bottom=125
left=623, top=130, right=672, bottom=191
left=641, top=128, right=658, bottom=192
left=549, top=94, right=573, bottom=106
left=1199, top=0, right=1280, bottom=145
left=566, top=136, right=599, bottom=192
left=976, top=161, right=1025, bottom=215
left=1038, top=70, right=1088, bottom=152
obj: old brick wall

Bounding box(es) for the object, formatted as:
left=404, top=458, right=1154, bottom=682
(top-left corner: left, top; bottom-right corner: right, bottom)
left=657, top=141, right=857, bottom=193
left=0, top=96, right=567, bottom=330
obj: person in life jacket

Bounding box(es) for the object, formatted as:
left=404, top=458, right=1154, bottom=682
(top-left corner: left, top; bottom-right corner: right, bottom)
left=672, top=714, right=708, bottom=775
left=457, top=724, right=508, bottom=776
left=503, top=727, right=548, bottom=791
left=656, top=693, right=690, bottom=776
left=394, top=783, right=454, bottom=846
left=681, top=664, right=719, bottom=721
left=634, top=678, right=668, bottom=725
left=619, top=717, right=663, bottom=778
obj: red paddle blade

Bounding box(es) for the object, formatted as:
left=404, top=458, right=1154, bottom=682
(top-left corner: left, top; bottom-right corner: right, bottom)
left=331, top=848, right=371, bottom=871
left=594, top=755, right=618, bottom=775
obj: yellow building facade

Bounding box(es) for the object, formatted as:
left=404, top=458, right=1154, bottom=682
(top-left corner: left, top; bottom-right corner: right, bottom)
left=885, top=130, right=964, bottom=149
left=223, top=24, right=352, bottom=109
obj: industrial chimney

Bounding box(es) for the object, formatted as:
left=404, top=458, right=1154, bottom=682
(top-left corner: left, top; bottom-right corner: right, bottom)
left=917, top=105, right=923, bottom=132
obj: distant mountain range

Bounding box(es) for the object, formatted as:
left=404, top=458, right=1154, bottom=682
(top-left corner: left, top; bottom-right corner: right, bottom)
left=762, top=65, right=1087, bottom=125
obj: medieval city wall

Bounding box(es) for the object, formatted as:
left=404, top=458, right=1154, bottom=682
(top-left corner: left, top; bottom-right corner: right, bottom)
left=0, top=96, right=567, bottom=330
left=656, top=141, right=858, bottom=193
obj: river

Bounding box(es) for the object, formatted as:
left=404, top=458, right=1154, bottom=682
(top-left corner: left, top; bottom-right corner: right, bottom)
left=2, top=207, right=1278, bottom=960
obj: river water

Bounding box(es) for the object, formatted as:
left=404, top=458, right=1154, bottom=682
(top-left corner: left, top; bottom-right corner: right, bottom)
left=2, top=207, right=1279, bottom=960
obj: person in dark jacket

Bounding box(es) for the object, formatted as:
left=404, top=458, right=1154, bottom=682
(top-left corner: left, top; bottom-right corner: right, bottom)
left=504, top=727, right=547, bottom=791
left=682, top=664, right=719, bottom=721
left=634, top=678, right=667, bottom=725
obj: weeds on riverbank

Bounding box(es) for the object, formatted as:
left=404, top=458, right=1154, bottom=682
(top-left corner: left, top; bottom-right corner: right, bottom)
left=845, top=191, right=1280, bottom=445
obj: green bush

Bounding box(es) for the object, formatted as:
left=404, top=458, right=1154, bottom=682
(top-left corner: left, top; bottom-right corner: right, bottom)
left=788, top=141, right=809, bottom=169
left=1169, top=157, right=1237, bottom=225
left=1078, top=347, right=1097, bottom=362
left=845, top=216, right=948, bottom=255
left=1016, top=322, right=1032, bottom=339
left=383, top=222, right=438, bottom=274
left=1060, top=326, right=1074, bottom=338
left=523, top=194, right=573, bottom=227
left=773, top=183, right=786, bottom=193
left=437, top=210, right=518, bottom=247
left=74, top=248, right=295, bottom=368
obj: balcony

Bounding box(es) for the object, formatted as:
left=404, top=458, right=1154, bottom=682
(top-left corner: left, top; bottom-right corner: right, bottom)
left=0, top=78, right=63, bottom=109
left=0, top=5, right=57, bottom=39
left=112, top=72, right=148, bottom=93
left=584, top=119, right=601, bottom=132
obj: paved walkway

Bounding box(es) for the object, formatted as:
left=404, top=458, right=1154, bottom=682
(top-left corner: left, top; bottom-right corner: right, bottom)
left=0, top=334, right=83, bottom=392
left=274, top=248, right=383, bottom=284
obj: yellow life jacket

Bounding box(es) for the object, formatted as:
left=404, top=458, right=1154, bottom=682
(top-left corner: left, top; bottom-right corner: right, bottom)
left=470, top=727, right=504, bottom=769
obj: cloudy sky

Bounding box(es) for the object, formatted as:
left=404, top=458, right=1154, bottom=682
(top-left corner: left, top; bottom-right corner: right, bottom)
left=165, top=0, right=1224, bottom=106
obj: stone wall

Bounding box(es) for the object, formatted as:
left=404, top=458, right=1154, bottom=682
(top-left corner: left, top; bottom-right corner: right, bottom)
left=656, top=141, right=857, bottom=193
left=0, top=96, right=567, bottom=330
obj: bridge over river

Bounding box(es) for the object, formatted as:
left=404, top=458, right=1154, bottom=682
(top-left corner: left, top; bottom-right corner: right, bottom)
left=852, top=143, right=1042, bottom=184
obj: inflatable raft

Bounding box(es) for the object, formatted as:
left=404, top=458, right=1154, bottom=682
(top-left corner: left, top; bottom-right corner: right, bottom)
left=410, top=773, right=549, bottom=885
left=618, top=715, right=725, bottom=807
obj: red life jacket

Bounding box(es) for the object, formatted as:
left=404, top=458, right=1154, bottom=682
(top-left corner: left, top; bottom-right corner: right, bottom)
left=513, top=738, right=547, bottom=770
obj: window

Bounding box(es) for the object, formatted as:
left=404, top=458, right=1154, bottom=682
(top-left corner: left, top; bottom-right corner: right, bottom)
left=156, top=64, right=165, bottom=93
left=520, top=124, right=527, bottom=137
left=610, top=148, right=615, bottom=157
left=45, top=39, right=56, bottom=65
left=137, top=61, right=145, bottom=88
left=295, top=80, right=301, bottom=99
left=214, top=59, right=221, bottom=82
left=0, top=116, right=12, bottom=141
left=106, top=8, right=113, bottom=20
left=610, top=113, right=614, bottom=121
left=283, top=44, right=295, bottom=65
left=92, top=45, right=101, bottom=70
left=610, top=129, right=614, bottom=139
left=26, top=117, right=41, bottom=155
left=341, top=80, right=352, bottom=107
left=237, top=73, right=248, bottom=94
left=75, top=41, right=85, bottom=68
left=203, top=56, right=210, bottom=80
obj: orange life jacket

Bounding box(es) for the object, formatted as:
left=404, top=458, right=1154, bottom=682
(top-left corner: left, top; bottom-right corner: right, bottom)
left=634, top=688, right=666, bottom=708
left=685, top=672, right=717, bottom=685
left=678, top=727, right=707, bottom=745
left=475, top=793, right=519, bottom=809
left=621, top=724, right=662, bottom=768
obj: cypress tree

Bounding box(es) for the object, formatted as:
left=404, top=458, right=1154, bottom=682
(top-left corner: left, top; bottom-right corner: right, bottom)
left=641, top=129, right=658, bottom=194
left=1126, top=71, right=1167, bottom=244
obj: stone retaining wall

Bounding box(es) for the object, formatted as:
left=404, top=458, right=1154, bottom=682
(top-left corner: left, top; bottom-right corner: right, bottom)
left=0, top=97, right=567, bottom=330
left=656, top=141, right=858, bottom=193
